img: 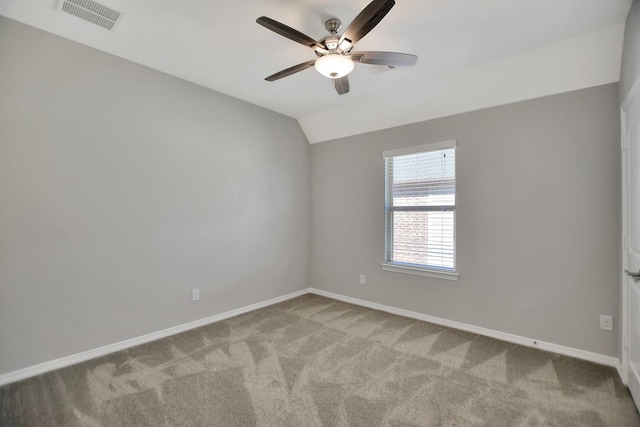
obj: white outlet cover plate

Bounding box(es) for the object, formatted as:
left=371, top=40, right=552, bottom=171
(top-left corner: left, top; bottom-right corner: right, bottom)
left=600, top=315, right=613, bottom=331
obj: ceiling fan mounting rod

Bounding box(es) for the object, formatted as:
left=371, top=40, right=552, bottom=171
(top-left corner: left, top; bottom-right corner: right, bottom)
left=324, top=18, right=342, bottom=35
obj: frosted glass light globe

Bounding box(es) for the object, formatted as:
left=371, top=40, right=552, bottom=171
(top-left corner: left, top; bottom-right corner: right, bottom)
left=314, top=54, right=355, bottom=78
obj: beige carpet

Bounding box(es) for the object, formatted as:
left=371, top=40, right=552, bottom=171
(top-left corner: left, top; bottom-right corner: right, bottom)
left=1, top=294, right=639, bottom=426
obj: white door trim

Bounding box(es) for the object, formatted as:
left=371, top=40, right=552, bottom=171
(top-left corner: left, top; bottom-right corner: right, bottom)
left=621, top=105, right=629, bottom=385
left=621, top=74, right=640, bottom=396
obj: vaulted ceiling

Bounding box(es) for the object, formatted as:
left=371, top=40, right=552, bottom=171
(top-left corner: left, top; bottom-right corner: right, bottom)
left=0, top=0, right=632, bottom=142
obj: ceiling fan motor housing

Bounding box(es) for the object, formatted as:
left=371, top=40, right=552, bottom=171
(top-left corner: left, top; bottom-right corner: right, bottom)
left=320, top=36, right=340, bottom=52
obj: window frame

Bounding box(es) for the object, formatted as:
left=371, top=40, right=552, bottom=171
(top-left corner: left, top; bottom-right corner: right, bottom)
left=381, top=140, right=459, bottom=281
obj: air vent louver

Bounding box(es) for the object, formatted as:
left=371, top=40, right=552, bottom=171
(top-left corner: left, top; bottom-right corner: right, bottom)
left=59, top=0, right=122, bottom=31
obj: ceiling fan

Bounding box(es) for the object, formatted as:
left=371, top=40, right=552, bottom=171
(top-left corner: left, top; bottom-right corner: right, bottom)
left=256, top=0, right=417, bottom=95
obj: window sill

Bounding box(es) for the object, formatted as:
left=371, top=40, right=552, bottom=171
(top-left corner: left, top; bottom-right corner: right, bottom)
left=381, top=263, right=459, bottom=281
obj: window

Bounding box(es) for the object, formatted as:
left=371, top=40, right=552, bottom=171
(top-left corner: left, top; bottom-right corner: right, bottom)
left=382, top=140, right=457, bottom=280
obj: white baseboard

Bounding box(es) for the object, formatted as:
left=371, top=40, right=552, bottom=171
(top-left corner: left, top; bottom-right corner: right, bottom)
left=1, top=286, right=622, bottom=387
left=309, top=288, right=621, bottom=370
left=0, top=288, right=310, bottom=387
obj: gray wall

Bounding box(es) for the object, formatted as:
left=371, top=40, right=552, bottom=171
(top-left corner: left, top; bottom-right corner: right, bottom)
left=0, top=17, right=310, bottom=375
left=0, top=10, right=628, bottom=376
left=621, top=0, right=640, bottom=103
left=310, top=84, right=621, bottom=357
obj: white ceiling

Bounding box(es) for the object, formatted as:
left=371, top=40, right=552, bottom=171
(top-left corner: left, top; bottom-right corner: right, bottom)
left=0, top=0, right=633, bottom=143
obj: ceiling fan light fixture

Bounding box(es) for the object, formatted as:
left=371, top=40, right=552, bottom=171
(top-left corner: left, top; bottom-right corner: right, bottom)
left=257, top=0, right=416, bottom=94
left=314, top=54, right=354, bottom=79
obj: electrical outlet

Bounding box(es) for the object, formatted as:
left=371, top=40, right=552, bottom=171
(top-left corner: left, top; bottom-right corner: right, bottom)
left=192, top=289, right=200, bottom=302
left=359, top=274, right=366, bottom=285
left=600, top=315, right=613, bottom=331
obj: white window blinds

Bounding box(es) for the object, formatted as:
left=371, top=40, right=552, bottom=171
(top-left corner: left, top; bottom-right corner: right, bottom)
left=384, top=141, right=456, bottom=271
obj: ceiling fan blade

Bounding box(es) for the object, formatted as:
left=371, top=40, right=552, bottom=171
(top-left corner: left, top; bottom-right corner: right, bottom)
left=339, top=0, right=395, bottom=47
left=257, top=16, right=323, bottom=51
left=351, top=51, right=417, bottom=66
left=265, top=60, right=316, bottom=82
left=334, top=76, right=350, bottom=95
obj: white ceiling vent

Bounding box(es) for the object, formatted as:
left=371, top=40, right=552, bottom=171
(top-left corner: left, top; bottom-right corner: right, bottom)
left=59, top=0, right=122, bottom=31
